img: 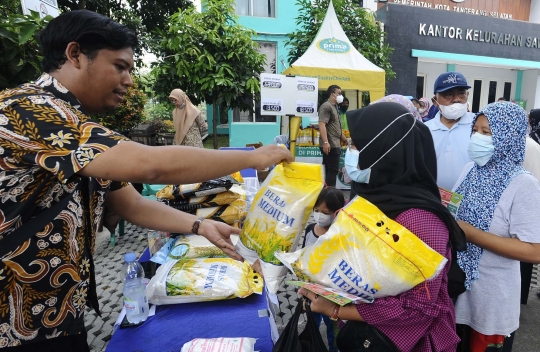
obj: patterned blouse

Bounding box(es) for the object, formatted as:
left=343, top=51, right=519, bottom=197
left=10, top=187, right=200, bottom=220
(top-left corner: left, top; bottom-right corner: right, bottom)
left=0, top=73, right=129, bottom=347
left=356, top=208, right=460, bottom=352
left=180, top=114, right=208, bottom=148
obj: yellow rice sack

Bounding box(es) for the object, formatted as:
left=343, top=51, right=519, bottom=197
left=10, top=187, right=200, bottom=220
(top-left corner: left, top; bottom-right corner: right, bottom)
left=161, top=184, right=246, bottom=211
left=167, top=234, right=240, bottom=260
left=187, top=198, right=247, bottom=225
left=156, top=175, right=239, bottom=200
left=236, top=162, right=324, bottom=293
left=276, top=196, right=447, bottom=301
left=146, top=258, right=263, bottom=305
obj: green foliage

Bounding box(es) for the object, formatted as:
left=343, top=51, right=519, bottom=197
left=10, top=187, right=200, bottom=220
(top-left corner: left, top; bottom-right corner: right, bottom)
left=152, top=0, right=266, bottom=148
left=97, top=78, right=148, bottom=132
left=145, top=101, right=175, bottom=122
left=0, top=0, right=22, bottom=17
left=286, top=0, right=395, bottom=83
left=0, top=11, right=52, bottom=90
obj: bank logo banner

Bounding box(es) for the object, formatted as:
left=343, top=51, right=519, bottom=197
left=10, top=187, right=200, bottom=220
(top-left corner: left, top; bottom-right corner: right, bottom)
left=317, top=38, right=351, bottom=54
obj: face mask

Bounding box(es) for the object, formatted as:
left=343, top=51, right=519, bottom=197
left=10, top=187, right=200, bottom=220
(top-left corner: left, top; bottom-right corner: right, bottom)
left=468, top=133, right=495, bottom=167
left=438, top=102, right=468, bottom=120
left=343, top=113, right=417, bottom=184
left=314, top=211, right=334, bottom=228
left=336, top=94, right=344, bottom=104
left=418, top=108, right=426, bottom=114
left=339, top=105, right=349, bottom=113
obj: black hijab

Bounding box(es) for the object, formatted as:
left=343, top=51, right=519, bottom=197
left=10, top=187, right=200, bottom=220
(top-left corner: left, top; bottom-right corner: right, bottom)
left=529, top=109, right=540, bottom=144
left=346, top=102, right=466, bottom=252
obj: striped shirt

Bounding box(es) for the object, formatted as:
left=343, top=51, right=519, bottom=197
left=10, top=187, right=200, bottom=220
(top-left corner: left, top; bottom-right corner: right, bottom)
left=356, top=208, right=460, bottom=352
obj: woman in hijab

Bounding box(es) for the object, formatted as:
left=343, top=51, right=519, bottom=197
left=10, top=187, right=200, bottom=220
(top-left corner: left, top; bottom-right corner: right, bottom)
left=299, top=102, right=465, bottom=352
left=529, top=108, right=540, bottom=143
left=454, top=102, right=540, bottom=351
left=370, top=94, right=423, bottom=121
left=169, top=89, right=208, bottom=148
left=419, top=97, right=431, bottom=119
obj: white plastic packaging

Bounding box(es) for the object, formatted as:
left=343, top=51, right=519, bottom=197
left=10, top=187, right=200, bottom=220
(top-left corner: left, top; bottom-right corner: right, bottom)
left=181, top=337, right=256, bottom=352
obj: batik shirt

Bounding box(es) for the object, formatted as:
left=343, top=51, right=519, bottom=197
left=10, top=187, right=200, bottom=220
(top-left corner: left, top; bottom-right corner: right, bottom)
left=0, top=73, right=130, bottom=347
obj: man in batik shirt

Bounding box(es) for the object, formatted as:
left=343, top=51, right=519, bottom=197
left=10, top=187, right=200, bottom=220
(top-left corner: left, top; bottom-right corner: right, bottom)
left=0, top=10, right=291, bottom=351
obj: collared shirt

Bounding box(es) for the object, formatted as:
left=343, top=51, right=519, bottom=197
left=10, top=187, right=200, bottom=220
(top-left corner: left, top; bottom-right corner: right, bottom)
left=0, top=73, right=129, bottom=346
left=318, top=101, right=342, bottom=148
left=424, top=112, right=474, bottom=190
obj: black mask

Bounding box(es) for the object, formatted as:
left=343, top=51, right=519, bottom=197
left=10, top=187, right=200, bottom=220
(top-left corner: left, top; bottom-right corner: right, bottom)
left=339, top=105, right=349, bottom=113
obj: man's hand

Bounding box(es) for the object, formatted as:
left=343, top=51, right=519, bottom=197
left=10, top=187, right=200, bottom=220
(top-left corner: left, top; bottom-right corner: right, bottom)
left=198, top=219, right=243, bottom=261
left=251, top=145, right=293, bottom=170
left=322, top=143, right=331, bottom=155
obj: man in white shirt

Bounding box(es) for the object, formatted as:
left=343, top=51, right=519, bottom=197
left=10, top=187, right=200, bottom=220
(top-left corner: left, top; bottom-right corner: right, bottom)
left=425, top=72, right=475, bottom=190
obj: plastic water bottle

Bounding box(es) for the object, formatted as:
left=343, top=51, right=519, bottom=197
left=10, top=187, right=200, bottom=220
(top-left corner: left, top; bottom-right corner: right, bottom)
left=122, top=252, right=149, bottom=324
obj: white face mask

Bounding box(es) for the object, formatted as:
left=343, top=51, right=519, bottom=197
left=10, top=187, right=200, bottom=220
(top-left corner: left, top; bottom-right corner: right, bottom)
left=314, top=211, right=334, bottom=228
left=438, top=102, right=468, bottom=120
left=418, top=108, right=426, bottom=114
left=336, top=94, right=344, bottom=104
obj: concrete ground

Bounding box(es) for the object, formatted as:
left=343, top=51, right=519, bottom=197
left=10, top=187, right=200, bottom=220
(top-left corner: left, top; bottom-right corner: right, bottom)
left=87, top=223, right=540, bottom=352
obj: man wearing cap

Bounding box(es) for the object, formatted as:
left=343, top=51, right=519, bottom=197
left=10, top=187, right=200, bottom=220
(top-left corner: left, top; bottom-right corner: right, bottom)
left=425, top=72, right=475, bottom=190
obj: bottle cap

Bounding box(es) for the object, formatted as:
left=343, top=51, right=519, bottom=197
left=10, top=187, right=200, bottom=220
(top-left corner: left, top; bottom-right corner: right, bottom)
left=124, top=252, right=136, bottom=262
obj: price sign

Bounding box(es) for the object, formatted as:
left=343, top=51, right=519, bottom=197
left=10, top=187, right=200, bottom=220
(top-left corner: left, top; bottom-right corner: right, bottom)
left=261, top=73, right=284, bottom=90
left=261, top=98, right=283, bottom=113
left=296, top=100, right=316, bottom=115
left=296, top=77, right=318, bottom=92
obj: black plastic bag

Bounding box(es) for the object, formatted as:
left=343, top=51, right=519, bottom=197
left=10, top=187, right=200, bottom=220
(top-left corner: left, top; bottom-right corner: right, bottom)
left=273, top=299, right=329, bottom=352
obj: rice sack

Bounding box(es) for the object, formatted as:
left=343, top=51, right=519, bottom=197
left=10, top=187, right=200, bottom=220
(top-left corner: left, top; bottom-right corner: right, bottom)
left=146, top=258, right=263, bottom=305
left=276, top=196, right=447, bottom=301
left=167, top=234, right=240, bottom=260
left=160, top=185, right=245, bottom=211
left=156, top=175, right=240, bottom=200
left=181, top=338, right=256, bottom=352
left=236, top=162, right=324, bottom=293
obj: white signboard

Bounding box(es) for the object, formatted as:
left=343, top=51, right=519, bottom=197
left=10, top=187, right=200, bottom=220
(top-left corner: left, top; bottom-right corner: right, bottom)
left=21, top=0, right=60, bottom=18
left=260, top=73, right=318, bottom=117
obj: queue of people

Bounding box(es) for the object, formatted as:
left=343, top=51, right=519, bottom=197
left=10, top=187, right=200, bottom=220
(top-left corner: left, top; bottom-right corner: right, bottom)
left=312, top=72, right=540, bottom=351
left=1, top=8, right=539, bottom=352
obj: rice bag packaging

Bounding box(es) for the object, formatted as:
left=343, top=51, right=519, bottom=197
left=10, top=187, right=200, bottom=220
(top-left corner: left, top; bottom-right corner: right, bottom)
left=156, top=175, right=239, bottom=200
left=276, top=196, right=447, bottom=301
left=181, top=338, right=256, bottom=352
left=167, top=234, right=240, bottom=260
left=236, top=162, right=324, bottom=293
left=161, top=185, right=246, bottom=211
left=146, top=258, right=263, bottom=305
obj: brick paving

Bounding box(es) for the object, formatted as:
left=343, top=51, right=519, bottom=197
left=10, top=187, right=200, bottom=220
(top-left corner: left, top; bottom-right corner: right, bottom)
left=87, top=222, right=540, bottom=352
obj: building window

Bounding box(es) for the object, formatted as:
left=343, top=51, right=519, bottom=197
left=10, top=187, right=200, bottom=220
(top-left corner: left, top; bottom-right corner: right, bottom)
left=472, top=80, right=482, bottom=113
left=235, top=0, right=275, bottom=18
left=233, top=41, right=277, bottom=123
left=488, top=81, right=497, bottom=104
left=416, top=75, right=426, bottom=99
left=503, top=82, right=512, bottom=101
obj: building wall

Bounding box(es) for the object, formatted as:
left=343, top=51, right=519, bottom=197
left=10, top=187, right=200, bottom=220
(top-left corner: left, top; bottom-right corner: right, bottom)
left=521, top=69, right=539, bottom=109
left=380, top=0, right=531, bottom=21
left=531, top=0, right=540, bottom=23
left=377, top=3, right=540, bottom=96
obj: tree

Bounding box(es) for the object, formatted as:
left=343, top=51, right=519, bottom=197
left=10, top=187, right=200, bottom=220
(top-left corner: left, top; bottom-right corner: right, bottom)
left=0, top=0, right=22, bottom=17
left=286, top=0, right=395, bottom=84
left=152, top=0, right=266, bottom=149
left=0, top=11, right=52, bottom=90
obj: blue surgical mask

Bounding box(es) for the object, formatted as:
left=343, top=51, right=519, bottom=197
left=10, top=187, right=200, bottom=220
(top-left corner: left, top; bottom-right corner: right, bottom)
left=344, top=113, right=417, bottom=184
left=468, top=133, right=494, bottom=167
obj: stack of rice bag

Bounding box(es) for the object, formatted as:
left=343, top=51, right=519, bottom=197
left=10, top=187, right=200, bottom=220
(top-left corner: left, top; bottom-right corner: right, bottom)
left=156, top=174, right=247, bottom=227
left=297, top=126, right=321, bottom=147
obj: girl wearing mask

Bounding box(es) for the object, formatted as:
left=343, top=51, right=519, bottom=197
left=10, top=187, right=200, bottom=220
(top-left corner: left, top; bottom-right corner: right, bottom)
left=302, top=186, right=345, bottom=352
left=300, top=102, right=465, bottom=352
left=454, top=102, right=540, bottom=351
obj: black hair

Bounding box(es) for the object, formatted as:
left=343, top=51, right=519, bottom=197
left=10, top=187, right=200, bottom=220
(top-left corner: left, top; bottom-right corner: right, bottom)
left=497, top=97, right=507, bottom=101
left=410, top=98, right=420, bottom=105
left=315, top=187, right=345, bottom=213
left=39, top=10, right=138, bottom=72
left=341, top=97, right=349, bottom=103
left=327, top=85, right=341, bottom=96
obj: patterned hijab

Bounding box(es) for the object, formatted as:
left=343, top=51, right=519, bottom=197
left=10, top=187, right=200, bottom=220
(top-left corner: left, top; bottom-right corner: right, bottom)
left=529, top=109, right=540, bottom=144
left=370, top=94, right=423, bottom=121
left=419, top=98, right=431, bottom=118
left=456, top=102, right=528, bottom=289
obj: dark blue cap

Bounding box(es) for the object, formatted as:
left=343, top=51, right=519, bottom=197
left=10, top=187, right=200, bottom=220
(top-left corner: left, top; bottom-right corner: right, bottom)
left=434, top=72, right=471, bottom=93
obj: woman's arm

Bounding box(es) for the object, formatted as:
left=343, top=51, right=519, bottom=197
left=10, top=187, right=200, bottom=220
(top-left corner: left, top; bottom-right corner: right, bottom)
left=298, top=288, right=364, bottom=321
left=458, top=220, right=540, bottom=263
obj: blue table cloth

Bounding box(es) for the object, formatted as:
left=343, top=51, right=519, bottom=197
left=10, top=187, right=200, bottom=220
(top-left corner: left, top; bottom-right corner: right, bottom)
left=106, top=291, right=273, bottom=352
